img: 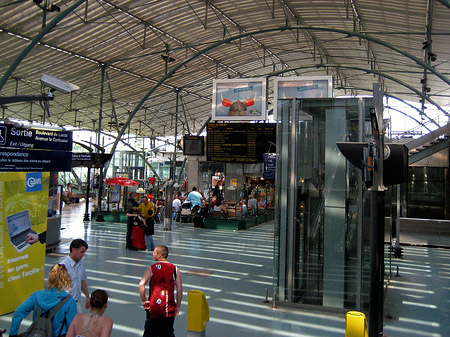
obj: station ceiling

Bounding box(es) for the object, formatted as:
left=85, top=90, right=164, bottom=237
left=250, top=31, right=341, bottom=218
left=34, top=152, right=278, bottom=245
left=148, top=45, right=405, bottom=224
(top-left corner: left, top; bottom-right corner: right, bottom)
left=1, top=0, right=449, bottom=141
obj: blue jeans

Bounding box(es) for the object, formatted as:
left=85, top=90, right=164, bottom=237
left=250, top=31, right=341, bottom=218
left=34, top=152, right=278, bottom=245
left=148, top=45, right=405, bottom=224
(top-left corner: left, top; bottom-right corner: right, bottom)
left=145, top=235, right=155, bottom=251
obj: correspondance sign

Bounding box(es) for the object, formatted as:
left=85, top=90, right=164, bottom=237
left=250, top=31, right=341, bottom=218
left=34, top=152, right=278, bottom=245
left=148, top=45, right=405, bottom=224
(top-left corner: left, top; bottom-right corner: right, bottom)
left=0, top=124, right=72, bottom=172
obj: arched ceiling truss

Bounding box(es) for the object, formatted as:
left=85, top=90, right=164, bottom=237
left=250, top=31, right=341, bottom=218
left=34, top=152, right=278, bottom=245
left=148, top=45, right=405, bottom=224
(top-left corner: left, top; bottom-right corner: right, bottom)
left=0, top=0, right=449, bottom=141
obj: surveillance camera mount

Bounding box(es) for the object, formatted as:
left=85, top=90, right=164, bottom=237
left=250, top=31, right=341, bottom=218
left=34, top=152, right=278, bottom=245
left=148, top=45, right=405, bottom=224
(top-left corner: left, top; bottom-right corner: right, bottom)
left=40, top=73, right=79, bottom=94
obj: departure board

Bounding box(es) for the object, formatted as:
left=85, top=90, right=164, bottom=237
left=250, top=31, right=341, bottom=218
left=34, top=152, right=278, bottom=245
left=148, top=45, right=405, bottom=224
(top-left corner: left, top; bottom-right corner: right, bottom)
left=207, top=123, right=276, bottom=163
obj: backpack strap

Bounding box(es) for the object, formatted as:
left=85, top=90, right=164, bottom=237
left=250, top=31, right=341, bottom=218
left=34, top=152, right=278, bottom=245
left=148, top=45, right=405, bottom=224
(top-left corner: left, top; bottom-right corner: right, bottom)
left=57, top=315, right=67, bottom=337
left=35, top=300, right=43, bottom=317
left=47, top=295, right=72, bottom=320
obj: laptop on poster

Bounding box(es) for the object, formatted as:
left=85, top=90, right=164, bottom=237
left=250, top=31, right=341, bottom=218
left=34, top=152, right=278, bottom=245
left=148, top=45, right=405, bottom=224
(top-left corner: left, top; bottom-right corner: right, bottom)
left=6, top=210, right=35, bottom=253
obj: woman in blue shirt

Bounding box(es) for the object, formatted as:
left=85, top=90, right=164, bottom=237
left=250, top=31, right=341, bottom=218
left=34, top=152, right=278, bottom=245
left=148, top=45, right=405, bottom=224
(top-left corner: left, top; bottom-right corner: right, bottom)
left=9, top=264, right=77, bottom=336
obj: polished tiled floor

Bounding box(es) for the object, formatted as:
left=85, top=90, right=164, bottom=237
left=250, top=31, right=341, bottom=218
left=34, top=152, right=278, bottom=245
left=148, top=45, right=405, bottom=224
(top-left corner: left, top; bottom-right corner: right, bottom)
left=1, top=201, right=449, bottom=337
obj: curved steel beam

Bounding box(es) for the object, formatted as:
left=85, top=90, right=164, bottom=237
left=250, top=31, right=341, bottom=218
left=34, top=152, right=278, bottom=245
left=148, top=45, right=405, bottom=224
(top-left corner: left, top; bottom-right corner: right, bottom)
left=0, top=0, right=88, bottom=91
left=271, top=63, right=447, bottom=123
left=74, top=128, right=161, bottom=179
left=385, top=106, right=431, bottom=133
left=317, top=64, right=448, bottom=120
left=437, top=0, right=450, bottom=9
left=112, top=140, right=160, bottom=179
left=384, top=94, right=433, bottom=131
left=108, top=25, right=450, bottom=159
left=73, top=140, right=94, bottom=152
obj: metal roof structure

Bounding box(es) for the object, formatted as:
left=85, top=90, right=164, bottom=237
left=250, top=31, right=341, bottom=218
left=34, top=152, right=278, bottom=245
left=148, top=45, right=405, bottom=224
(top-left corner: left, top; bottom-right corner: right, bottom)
left=1, top=0, right=450, bottom=143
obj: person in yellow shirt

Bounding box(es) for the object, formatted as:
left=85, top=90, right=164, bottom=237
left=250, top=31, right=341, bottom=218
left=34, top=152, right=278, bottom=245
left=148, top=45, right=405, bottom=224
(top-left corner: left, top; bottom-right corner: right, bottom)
left=138, top=196, right=156, bottom=251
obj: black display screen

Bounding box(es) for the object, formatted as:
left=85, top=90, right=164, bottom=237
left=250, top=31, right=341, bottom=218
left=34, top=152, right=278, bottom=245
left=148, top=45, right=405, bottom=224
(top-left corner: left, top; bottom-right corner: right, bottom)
left=206, top=123, right=276, bottom=163
left=183, top=135, right=205, bottom=156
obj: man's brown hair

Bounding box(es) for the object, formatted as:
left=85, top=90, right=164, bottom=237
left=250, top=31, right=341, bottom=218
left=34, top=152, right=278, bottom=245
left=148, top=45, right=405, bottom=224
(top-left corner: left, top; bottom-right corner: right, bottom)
left=155, top=245, right=169, bottom=258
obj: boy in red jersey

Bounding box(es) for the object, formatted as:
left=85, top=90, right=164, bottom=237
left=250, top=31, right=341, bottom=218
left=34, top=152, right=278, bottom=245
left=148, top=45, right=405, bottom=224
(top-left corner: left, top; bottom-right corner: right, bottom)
left=139, top=245, right=182, bottom=337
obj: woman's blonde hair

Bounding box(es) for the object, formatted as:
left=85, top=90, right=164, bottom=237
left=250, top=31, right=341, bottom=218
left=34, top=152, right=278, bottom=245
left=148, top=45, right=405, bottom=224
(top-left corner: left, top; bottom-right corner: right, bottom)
left=45, top=264, right=72, bottom=290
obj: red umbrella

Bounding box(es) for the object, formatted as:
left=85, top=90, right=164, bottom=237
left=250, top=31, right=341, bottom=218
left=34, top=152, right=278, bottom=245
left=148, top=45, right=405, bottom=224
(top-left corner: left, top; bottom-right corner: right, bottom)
left=106, top=177, right=139, bottom=186
left=105, top=177, right=139, bottom=211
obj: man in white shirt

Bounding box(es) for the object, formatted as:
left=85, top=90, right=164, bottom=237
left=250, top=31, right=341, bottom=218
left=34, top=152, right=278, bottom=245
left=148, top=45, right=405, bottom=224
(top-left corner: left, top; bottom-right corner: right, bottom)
left=60, top=239, right=90, bottom=313
left=172, top=194, right=182, bottom=221
left=247, top=195, right=258, bottom=214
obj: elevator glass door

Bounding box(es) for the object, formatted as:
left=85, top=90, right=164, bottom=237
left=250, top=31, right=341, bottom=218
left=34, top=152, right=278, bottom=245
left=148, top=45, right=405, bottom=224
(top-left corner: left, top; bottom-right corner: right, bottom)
left=274, top=98, right=372, bottom=311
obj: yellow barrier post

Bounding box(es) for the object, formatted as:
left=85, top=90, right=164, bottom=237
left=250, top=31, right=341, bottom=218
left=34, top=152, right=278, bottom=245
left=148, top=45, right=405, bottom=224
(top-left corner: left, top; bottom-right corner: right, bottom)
left=187, top=290, right=210, bottom=337
left=345, top=311, right=368, bottom=337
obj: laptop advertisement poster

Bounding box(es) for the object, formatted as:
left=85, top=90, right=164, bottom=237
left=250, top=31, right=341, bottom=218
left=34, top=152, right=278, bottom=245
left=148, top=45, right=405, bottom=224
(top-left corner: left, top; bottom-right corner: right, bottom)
left=0, top=172, right=49, bottom=315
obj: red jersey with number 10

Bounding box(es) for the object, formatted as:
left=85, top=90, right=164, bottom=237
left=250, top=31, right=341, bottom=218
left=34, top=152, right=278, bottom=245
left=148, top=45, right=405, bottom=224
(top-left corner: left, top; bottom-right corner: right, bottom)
left=149, top=262, right=177, bottom=318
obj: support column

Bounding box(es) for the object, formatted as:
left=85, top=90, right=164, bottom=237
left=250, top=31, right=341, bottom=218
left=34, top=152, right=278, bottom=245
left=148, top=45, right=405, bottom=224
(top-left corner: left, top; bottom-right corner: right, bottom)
left=368, top=83, right=386, bottom=337
left=96, top=64, right=106, bottom=222
left=186, top=158, right=200, bottom=193
left=83, top=167, right=91, bottom=221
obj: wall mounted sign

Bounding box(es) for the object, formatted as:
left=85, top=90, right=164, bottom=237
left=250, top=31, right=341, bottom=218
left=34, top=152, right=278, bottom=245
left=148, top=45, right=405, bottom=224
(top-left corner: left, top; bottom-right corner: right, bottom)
left=0, top=124, right=72, bottom=151
left=71, top=153, right=113, bottom=168
left=207, top=123, right=276, bottom=163
left=273, top=76, right=333, bottom=119
left=0, top=148, right=72, bottom=172
left=0, top=124, right=73, bottom=172
left=212, top=78, right=267, bottom=121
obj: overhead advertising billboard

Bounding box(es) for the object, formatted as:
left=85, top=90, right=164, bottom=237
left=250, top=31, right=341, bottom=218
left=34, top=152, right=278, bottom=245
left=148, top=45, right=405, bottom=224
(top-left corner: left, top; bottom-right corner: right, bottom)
left=273, top=76, right=333, bottom=119
left=212, top=78, right=267, bottom=121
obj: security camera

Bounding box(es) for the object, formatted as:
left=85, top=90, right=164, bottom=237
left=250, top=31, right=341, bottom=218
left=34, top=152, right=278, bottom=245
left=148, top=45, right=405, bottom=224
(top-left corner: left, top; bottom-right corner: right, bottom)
left=40, top=73, right=79, bottom=94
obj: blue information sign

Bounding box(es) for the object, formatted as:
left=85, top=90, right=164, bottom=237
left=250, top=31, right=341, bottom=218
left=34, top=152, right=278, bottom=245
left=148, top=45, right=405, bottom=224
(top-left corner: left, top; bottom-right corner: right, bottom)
left=0, top=124, right=72, bottom=151
left=0, top=124, right=73, bottom=172
left=0, top=148, right=72, bottom=172
left=263, top=153, right=276, bottom=179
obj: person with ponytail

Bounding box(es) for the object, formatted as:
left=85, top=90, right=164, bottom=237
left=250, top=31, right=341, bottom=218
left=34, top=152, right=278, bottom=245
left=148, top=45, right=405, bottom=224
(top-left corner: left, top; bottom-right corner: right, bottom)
left=66, top=289, right=113, bottom=337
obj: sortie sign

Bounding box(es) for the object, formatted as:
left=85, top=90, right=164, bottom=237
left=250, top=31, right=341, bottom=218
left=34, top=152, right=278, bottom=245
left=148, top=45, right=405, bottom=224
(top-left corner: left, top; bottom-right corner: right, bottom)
left=0, top=124, right=73, bottom=172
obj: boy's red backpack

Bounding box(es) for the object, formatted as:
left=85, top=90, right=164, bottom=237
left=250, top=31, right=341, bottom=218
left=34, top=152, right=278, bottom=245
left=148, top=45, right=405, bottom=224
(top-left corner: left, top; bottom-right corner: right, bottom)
left=149, top=262, right=177, bottom=318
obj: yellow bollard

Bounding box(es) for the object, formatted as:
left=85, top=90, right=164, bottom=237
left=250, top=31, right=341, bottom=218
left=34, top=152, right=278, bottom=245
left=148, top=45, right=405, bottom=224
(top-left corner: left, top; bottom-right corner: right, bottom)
left=187, top=290, right=209, bottom=337
left=345, top=311, right=368, bottom=337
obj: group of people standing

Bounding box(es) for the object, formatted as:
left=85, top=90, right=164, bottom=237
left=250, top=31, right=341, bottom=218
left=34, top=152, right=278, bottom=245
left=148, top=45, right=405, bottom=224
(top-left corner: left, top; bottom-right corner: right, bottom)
left=126, top=195, right=156, bottom=251
left=10, top=238, right=182, bottom=337
left=126, top=188, right=195, bottom=251
left=10, top=239, right=113, bottom=337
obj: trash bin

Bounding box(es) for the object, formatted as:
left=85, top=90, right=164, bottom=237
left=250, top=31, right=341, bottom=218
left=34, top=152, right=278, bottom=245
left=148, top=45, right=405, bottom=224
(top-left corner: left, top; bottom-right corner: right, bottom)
left=187, top=290, right=209, bottom=337
left=345, top=311, right=368, bottom=337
